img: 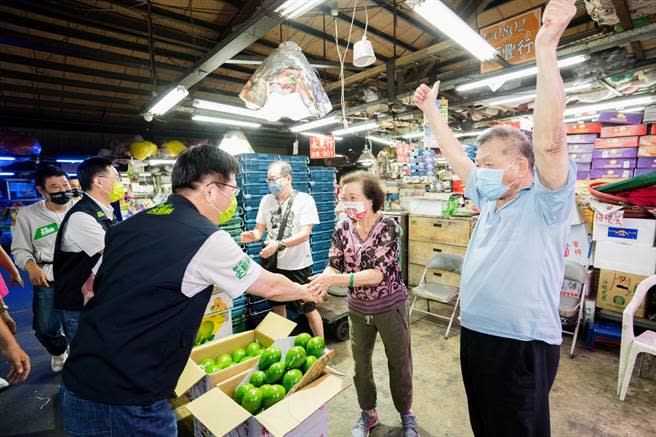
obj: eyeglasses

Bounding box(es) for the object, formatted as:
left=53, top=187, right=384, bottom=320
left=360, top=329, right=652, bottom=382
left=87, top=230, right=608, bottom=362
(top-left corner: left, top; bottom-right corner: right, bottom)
left=266, top=175, right=285, bottom=183
left=207, top=181, right=240, bottom=197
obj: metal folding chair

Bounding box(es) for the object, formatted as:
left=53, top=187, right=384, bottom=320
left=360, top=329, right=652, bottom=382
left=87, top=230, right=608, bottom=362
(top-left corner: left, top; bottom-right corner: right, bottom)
left=410, top=253, right=463, bottom=339
left=559, top=261, right=589, bottom=358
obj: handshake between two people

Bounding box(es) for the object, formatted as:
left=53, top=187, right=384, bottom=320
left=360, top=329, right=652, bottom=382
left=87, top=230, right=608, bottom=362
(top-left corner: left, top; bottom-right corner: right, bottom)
left=299, top=271, right=340, bottom=306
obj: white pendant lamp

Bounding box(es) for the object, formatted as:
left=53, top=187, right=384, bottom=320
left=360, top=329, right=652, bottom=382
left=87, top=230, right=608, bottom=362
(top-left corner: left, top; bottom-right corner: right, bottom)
left=353, top=5, right=376, bottom=68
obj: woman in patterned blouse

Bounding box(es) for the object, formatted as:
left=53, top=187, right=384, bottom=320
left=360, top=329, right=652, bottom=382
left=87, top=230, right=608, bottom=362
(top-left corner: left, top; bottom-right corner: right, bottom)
left=309, top=171, right=417, bottom=437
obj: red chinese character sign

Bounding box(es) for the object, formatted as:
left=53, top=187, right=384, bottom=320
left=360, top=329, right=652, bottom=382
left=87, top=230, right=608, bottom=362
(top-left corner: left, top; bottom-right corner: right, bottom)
left=309, top=135, right=336, bottom=159
left=480, top=8, right=541, bottom=74
left=396, top=142, right=410, bottom=164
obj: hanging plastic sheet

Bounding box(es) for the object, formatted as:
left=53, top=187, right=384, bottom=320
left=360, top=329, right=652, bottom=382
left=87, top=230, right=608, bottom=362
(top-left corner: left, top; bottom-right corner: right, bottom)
left=239, top=41, right=332, bottom=121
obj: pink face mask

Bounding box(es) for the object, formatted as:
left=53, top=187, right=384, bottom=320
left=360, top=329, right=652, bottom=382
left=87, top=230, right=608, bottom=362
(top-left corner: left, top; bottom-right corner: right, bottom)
left=343, top=201, right=367, bottom=220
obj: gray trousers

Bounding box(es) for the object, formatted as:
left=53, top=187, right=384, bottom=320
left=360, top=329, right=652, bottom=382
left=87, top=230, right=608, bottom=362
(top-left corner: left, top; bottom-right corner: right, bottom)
left=349, top=300, right=414, bottom=414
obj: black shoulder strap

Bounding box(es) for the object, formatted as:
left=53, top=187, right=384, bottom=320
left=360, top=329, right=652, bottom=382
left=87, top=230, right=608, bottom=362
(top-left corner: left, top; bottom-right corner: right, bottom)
left=275, top=191, right=296, bottom=241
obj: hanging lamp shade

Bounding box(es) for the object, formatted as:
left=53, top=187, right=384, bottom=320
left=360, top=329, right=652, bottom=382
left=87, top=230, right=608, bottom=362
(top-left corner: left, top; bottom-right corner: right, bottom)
left=219, top=130, right=255, bottom=156
left=239, top=41, right=332, bottom=121
left=353, top=37, right=376, bottom=68
left=357, top=143, right=376, bottom=166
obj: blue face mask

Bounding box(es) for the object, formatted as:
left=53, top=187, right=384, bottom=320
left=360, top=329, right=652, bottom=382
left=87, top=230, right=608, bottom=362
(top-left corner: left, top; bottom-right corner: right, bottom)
left=268, top=179, right=285, bottom=196
left=476, top=160, right=520, bottom=200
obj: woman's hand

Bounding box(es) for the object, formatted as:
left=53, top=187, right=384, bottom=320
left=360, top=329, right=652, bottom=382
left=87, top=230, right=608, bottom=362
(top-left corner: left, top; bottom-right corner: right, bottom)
left=4, top=343, right=30, bottom=384
left=308, top=273, right=337, bottom=300
left=9, top=268, right=24, bottom=288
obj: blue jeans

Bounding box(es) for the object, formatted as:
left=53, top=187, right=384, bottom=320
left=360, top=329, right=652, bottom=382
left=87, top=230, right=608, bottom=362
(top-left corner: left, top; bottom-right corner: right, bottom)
left=60, top=310, right=80, bottom=345
left=60, top=384, right=177, bottom=437
left=32, top=285, right=68, bottom=356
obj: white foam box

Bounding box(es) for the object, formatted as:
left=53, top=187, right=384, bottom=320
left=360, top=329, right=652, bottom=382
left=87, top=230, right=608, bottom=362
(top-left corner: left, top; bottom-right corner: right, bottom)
left=593, top=241, right=656, bottom=276
left=592, top=217, right=656, bottom=247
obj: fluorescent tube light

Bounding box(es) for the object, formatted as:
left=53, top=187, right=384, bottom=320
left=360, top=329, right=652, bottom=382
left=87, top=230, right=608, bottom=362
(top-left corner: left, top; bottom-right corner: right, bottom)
left=454, top=130, right=486, bottom=138
left=291, top=116, right=340, bottom=133
left=66, top=173, right=77, bottom=177
left=147, top=85, right=189, bottom=116
left=276, top=0, right=324, bottom=19
left=487, top=83, right=594, bottom=106
left=299, top=132, right=343, bottom=141
left=564, top=96, right=655, bottom=116
left=192, top=115, right=261, bottom=128
left=564, top=106, right=644, bottom=124
left=0, top=172, right=15, bottom=176
left=193, top=99, right=270, bottom=120
left=456, top=55, right=588, bottom=92
left=332, top=121, right=379, bottom=136
left=367, top=136, right=396, bottom=146
left=408, top=0, right=497, bottom=61
left=0, top=157, right=16, bottom=161
left=57, top=159, right=85, bottom=163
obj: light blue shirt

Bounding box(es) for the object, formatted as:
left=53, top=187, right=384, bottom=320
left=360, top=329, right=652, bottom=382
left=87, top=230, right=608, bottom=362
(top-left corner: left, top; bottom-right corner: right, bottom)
left=460, top=161, right=576, bottom=345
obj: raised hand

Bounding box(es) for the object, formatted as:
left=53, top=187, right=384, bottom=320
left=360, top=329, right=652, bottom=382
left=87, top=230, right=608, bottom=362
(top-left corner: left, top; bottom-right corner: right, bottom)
left=536, top=0, right=577, bottom=47
left=413, top=81, right=440, bottom=113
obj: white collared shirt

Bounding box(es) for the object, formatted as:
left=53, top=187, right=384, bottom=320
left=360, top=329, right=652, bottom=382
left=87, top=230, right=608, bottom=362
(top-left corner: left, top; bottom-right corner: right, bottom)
left=60, top=194, right=114, bottom=257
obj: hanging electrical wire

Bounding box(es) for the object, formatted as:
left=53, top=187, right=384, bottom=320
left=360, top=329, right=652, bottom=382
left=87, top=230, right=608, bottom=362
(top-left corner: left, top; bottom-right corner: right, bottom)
left=334, top=0, right=359, bottom=129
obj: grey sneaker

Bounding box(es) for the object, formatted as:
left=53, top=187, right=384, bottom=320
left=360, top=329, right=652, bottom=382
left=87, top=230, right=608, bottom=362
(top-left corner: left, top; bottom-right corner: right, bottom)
left=352, top=410, right=379, bottom=437
left=401, top=412, right=419, bottom=437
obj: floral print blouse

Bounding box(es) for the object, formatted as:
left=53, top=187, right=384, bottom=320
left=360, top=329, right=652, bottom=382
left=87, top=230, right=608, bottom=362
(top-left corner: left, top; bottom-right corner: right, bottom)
left=329, top=215, right=408, bottom=315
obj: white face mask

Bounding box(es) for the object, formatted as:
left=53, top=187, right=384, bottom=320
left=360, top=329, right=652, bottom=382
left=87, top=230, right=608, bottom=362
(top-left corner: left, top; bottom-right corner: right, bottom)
left=343, top=201, right=367, bottom=220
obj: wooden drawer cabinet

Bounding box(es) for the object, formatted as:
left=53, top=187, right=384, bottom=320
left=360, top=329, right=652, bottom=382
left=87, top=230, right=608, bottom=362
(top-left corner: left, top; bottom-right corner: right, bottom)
left=409, top=216, right=471, bottom=246
left=408, top=241, right=467, bottom=266
left=407, top=214, right=475, bottom=287
left=408, top=263, right=462, bottom=288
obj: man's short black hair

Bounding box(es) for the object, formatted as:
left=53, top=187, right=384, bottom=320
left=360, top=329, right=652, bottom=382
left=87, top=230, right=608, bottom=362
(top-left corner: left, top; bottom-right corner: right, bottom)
left=77, top=157, right=114, bottom=191
left=172, top=145, right=240, bottom=191
left=35, top=165, right=67, bottom=189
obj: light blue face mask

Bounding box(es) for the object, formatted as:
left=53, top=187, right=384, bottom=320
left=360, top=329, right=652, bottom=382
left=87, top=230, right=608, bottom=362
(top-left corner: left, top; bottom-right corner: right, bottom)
left=267, top=179, right=285, bottom=196
left=476, top=160, right=520, bottom=200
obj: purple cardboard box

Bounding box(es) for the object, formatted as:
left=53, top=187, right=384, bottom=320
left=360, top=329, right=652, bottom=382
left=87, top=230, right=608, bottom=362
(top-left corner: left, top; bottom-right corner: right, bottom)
left=592, top=147, right=638, bottom=159
left=635, top=168, right=656, bottom=177
left=591, top=158, right=637, bottom=169
left=575, top=162, right=591, bottom=171
left=637, top=157, right=656, bottom=169
left=568, top=143, right=594, bottom=154
left=567, top=134, right=599, bottom=144
left=598, top=111, right=644, bottom=125
left=590, top=168, right=634, bottom=179
left=576, top=171, right=590, bottom=180
left=568, top=152, right=592, bottom=163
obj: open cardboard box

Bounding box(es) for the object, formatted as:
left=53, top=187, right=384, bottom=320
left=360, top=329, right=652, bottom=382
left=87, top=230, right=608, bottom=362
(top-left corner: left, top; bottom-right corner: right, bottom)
left=175, top=312, right=296, bottom=399
left=188, top=366, right=350, bottom=437
left=235, top=336, right=336, bottom=397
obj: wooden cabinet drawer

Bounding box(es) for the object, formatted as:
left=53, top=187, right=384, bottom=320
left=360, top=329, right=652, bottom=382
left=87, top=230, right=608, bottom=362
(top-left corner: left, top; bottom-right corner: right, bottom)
left=409, top=216, right=471, bottom=246
left=408, top=263, right=461, bottom=288
left=408, top=241, right=467, bottom=266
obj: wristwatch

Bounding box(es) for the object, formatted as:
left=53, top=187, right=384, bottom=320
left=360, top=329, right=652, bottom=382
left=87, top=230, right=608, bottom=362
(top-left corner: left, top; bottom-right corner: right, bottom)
left=277, top=240, right=287, bottom=251
left=0, top=304, right=9, bottom=313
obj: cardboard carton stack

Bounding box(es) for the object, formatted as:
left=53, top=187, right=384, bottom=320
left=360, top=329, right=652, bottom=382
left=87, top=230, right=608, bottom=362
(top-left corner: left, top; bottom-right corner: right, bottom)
left=566, top=123, right=599, bottom=180
left=592, top=215, right=656, bottom=318
left=566, top=112, right=656, bottom=180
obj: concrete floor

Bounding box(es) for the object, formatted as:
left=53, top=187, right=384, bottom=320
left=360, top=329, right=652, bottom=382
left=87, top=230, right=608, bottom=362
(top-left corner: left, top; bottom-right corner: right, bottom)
left=326, top=301, right=656, bottom=437
left=1, top=277, right=655, bottom=436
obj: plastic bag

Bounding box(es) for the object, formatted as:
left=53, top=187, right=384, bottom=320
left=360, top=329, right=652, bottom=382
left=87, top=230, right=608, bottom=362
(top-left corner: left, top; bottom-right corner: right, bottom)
left=239, top=41, right=332, bottom=121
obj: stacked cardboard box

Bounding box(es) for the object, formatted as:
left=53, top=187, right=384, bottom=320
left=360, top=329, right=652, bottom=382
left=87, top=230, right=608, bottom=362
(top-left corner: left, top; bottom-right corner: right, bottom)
left=566, top=124, right=599, bottom=180
left=636, top=135, right=656, bottom=176
left=592, top=215, right=656, bottom=318
left=567, top=111, right=656, bottom=180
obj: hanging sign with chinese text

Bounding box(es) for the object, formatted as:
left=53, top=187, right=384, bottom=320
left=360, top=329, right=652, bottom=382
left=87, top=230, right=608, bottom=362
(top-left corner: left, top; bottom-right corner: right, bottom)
left=480, top=8, right=541, bottom=74
left=309, top=135, right=336, bottom=159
